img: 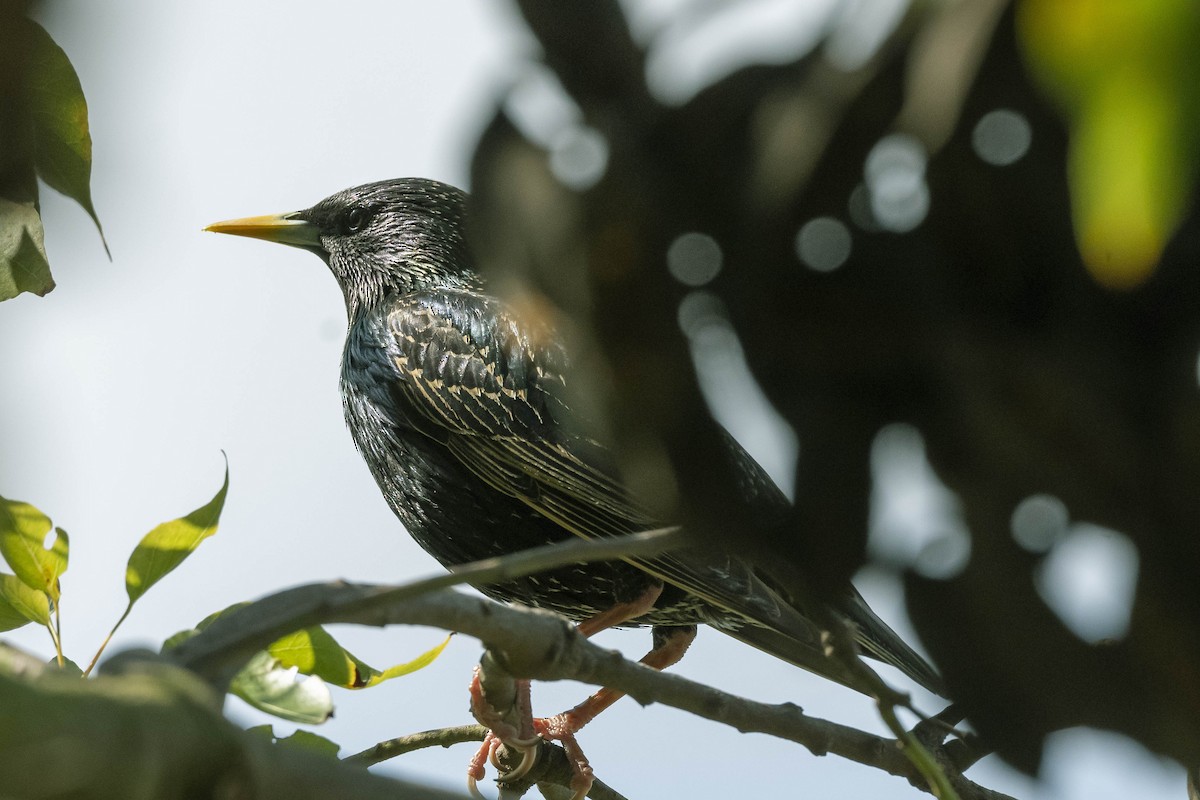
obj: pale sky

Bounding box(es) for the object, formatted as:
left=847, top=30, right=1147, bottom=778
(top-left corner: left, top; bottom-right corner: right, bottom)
left=0, top=2, right=1183, bottom=798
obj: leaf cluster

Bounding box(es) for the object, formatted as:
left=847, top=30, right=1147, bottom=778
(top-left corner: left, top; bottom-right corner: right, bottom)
left=0, top=4, right=106, bottom=301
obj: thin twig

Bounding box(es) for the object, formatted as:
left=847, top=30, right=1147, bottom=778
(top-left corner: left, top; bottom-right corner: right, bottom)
left=345, top=724, right=487, bottom=766
left=84, top=601, right=132, bottom=677
left=345, top=723, right=630, bottom=800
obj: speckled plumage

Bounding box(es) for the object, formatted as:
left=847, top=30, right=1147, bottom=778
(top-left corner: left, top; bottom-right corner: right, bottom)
left=212, top=177, right=944, bottom=696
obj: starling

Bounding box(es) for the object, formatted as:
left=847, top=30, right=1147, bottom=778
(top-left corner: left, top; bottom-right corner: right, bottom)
left=207, top=177, right=943, bottom=790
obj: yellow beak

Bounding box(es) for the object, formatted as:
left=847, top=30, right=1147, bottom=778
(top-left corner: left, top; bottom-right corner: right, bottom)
left=204, top=213, right=322, bottom=248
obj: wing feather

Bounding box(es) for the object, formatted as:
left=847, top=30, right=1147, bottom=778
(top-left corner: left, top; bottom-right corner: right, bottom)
left=358, top=290, right=942, bottom=693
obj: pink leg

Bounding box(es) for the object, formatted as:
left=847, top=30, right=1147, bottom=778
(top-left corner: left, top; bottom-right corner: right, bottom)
left=537, top=624, right=696, bottom=739
left=466, top=583, right=670, bottom=799
left=467, top=667, right=541, bottom=796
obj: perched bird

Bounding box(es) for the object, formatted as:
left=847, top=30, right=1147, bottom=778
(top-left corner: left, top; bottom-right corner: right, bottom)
left=207, top=177, right=943, bottom=792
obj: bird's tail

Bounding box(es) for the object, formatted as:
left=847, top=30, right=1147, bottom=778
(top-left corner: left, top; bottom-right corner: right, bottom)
left=717, top=591, right=946, bottom=698
left=837, top=588, right=946, bottom=696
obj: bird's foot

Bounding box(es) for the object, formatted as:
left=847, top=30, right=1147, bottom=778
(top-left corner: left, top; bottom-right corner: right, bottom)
left=467, top=667, right=542, bottom=797
left=531, top=714, right=595, bottom=799
left=467, top=731, right=543, bottom=798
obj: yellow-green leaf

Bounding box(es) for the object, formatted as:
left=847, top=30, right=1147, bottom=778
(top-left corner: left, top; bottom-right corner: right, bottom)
left=1019, top=0, right=1200, bottom=288
left=0, top=497, right=68, bottom=602
left=268, top=626, right=451, bottom=689
left=0, top=572, right=49, bottom=630
left=361, top=634, right=452, bottom=688
left=19, top=17, right=106, bottom=252
left=269, top=627, right=359, bottom=688
left=125, top=461, right=228, bottom=605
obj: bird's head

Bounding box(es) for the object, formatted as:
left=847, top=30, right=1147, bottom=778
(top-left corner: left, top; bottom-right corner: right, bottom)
left=207, top=177, right=480, bottom=319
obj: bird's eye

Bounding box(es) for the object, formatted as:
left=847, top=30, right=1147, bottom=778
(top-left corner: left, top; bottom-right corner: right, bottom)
left=345, top=206, right=369, bottom=233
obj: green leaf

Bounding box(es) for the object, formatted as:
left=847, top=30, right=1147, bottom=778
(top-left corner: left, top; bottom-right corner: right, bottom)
left=125, top=460, right=229, bottom=605
left=0, top=497, right=69, bottom=602
left=19, top=18, right=107, bottom=253
left=276, top=730, right=341, bottom=759
left=268, top=626, right=451, bottom=689
left=0, top=573, right=49, bottom=630
left=50, top=656, right=83, bottom=676
left=245, top=724, right=275, bottom=741
left=269, top=627, right=359, bottom=688
left=230, top=651, right=334, bottom=724
left=0, top=192, right=53, bottom=301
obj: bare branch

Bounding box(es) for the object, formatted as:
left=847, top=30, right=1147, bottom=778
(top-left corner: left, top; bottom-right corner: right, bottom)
left=345, top=725, right=487, bottom=767
left=345, top=723, right=630, bottom=800
left=168, top=528, right=683, bottom=687
left=171, top=580, right=1008, bottom=798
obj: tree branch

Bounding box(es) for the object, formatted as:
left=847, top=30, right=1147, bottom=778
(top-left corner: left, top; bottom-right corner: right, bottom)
left=167, top=528, right=682, bottom=687
left=346, top=724, right=487, bottom=767
left=345, top=724, right=631, bottom=800
left=169, top=578, right=1008, bottom=799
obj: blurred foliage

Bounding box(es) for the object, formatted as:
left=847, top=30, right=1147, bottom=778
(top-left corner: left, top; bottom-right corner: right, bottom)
left=0, top=1, right=104, bottom=301
left=0, top=652, right=459, bottom=800
left=474, top=0, right=1200, bottom=782
left=247, top=725, right=342, bottom=759
left=1019, top=0, right=1200, bottom=288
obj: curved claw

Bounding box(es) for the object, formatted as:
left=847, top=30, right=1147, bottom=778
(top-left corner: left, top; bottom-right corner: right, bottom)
left=489, top=735, right=542, bottom=782
left=467, top=733, right=498, bottom=799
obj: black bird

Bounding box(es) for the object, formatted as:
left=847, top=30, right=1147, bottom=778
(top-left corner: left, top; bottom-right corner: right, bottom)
left=207, top=177, right=943, bottom=788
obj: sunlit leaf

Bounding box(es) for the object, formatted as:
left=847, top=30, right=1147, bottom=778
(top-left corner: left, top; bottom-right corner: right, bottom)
left=268, top=626, right=451, bottom=689
left=0, top=573, right=49, bottom=630
left=125, top=460, right=228, bottom=605
left=0, top=497, right=69, bottom=602
left=0, top=193, right=53, bottom=301
left=19, top=18, right=106, bottom=252
left=360, top=634, right=452, bottom=688
left=1019, top=0, right=1200, bottom=288
left=268, top=627, right=358, bottom=687
left=230, top=651, right=334, bottom=724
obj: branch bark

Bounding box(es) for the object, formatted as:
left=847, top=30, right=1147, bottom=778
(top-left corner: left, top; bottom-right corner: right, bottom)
left=169, top=574, right=1009, bottom=799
